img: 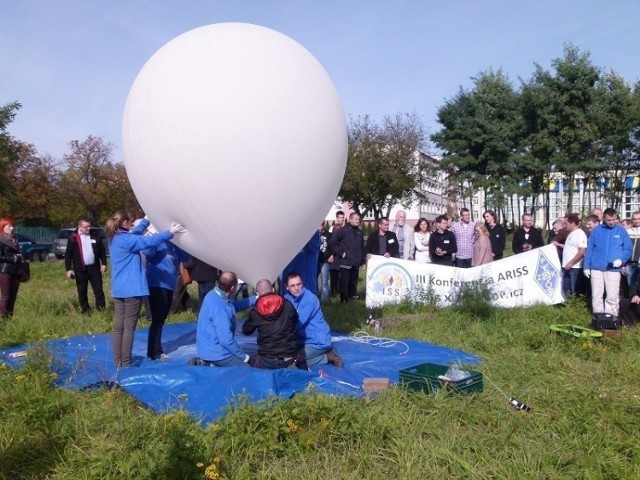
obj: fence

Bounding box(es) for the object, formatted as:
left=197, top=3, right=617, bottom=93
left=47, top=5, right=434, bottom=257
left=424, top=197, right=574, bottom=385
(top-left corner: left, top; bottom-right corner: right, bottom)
left=14, top=226, right=60, bottom=243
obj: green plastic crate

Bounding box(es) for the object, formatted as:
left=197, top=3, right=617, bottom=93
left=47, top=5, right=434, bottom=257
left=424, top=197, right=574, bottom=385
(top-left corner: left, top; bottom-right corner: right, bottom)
left=399, top=363, right=483, bottom=396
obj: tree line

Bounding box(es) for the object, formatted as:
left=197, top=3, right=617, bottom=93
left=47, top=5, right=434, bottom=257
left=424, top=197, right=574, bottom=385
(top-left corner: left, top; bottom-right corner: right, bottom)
left=0, top=103, right=140, bottom=226
left=2, top=44, right=638, bottom=228
left=342, top=44, right=640, bottom=226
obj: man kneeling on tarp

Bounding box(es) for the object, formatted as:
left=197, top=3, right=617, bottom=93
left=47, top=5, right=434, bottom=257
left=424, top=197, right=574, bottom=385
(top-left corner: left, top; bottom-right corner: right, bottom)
left=284, top=272, right=343, bottom=367
left=190, top=271, right=255, bottom=367
left=242, top=279, right=307, bottom=369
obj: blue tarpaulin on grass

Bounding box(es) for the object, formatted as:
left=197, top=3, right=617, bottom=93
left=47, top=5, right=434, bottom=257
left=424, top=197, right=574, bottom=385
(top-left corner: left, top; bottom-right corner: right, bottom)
left=1, top=322, right=480, bottom=424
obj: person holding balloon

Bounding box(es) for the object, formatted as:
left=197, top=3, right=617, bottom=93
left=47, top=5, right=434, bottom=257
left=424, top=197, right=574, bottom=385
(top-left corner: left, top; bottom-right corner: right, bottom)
left=105, top=212, right=186, bottom=367
left=142, top=224, right=191, bottom=360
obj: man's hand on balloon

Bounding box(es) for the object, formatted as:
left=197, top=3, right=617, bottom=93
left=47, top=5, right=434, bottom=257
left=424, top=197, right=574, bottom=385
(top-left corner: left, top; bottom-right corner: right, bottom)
left=169, top=223, right=186, bottom=235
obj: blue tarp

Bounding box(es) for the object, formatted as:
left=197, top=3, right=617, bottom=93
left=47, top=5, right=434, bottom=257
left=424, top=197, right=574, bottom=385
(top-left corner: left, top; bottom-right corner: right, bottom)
left=1, top=322, right=480, bottom=424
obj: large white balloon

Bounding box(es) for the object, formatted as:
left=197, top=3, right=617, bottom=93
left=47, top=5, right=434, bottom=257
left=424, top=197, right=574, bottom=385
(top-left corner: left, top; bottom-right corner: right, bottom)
left=123, top=23, right=347, bottom=286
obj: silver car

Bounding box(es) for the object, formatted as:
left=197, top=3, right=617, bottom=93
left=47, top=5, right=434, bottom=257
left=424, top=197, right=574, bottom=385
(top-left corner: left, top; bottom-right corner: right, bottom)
left=53, top=228, right=107, bottom=259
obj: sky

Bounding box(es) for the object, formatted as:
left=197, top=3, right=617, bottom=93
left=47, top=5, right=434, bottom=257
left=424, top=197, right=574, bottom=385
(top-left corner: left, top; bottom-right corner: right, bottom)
left=2, top=0, right=640, bottom=163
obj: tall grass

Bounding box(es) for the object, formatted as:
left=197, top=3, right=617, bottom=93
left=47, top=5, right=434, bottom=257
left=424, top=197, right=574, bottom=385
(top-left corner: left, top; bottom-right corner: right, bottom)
left=1, top=261, right=640, bottom=479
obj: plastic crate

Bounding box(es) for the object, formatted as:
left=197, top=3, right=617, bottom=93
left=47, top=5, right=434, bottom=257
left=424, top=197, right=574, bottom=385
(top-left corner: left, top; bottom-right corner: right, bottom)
left=399, top=363, right=483, bottom=396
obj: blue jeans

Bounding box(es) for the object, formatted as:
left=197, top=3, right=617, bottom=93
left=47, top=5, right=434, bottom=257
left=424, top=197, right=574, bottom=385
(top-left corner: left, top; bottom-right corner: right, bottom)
left=319, top=263, right=330, bottom=302
left=304, top=345, right=330, bottom=366
left=208, top=355, right=250, bottom=367
left=562, top=268, right=583, bottom=296
left=455, top=258, right=472, bottom=268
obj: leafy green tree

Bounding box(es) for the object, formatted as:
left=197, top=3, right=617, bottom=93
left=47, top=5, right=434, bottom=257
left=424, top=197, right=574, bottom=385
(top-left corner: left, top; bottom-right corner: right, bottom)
left=52, top=135, right=140, bottom=225
left=4, top=140, right=56, bottom=225
left=432, top=69, right=523, bottom=221
left=340, top=113, right=426, bottom=220
left=592, top=72, right=640, bottom=210
left=0, top=101, right=22, bottom=207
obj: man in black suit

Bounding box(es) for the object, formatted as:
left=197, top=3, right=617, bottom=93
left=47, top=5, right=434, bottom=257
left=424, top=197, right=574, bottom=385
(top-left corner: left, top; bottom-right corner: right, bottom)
left=365, top=217, right=400, bottom=259
left=65, top=219, right=107, bottom=314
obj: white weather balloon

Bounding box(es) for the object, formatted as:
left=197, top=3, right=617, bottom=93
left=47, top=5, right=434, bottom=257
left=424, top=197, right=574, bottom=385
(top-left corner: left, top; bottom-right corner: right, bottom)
left=123, top=23, right=347, bottom=286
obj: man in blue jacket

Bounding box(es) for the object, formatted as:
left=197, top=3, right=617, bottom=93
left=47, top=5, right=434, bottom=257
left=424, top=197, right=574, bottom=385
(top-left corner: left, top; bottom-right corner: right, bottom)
left=284, top=272, right=343, bottom=367
left=583, top=208, right=632, bottom=317
left=192, top=271, right=255, bottom=367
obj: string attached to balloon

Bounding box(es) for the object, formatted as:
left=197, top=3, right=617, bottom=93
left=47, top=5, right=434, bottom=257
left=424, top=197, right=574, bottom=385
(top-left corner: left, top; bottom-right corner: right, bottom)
left=482, top=371, right=532, bottom=413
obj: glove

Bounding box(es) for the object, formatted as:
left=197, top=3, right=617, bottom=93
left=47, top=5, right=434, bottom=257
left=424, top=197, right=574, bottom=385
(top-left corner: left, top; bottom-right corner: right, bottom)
left=583, top=269, right=591, bottom=279
left=612, top=259, right=622, bottom=268
left=244, top=354, right=251, bottom=364
left=169, top=223, right=186, bottom=235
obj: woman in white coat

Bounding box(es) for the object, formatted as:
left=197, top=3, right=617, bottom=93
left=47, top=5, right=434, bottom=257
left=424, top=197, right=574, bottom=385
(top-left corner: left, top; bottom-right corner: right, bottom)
left=413, top=218, right=431, bottom=263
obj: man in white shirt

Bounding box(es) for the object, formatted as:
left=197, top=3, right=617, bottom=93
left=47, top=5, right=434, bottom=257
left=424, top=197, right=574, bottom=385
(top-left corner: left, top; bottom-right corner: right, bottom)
left=391, top=210, right=415, bottom=260
left=562, top=213, right=587, bottom=297
left=65, top=219, right=107, bottom=314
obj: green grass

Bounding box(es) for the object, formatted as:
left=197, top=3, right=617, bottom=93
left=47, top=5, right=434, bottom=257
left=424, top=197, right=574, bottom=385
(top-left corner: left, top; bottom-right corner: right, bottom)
left=1, top=261, right=640, bottom=479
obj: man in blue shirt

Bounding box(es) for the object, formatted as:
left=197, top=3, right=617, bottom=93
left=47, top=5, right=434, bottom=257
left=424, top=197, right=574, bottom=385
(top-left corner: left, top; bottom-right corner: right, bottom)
left=584, top=208, right=632, bottom=317
left=283, top=272, right=343, bottom=367
left=191, top=271, right=254, bottom=367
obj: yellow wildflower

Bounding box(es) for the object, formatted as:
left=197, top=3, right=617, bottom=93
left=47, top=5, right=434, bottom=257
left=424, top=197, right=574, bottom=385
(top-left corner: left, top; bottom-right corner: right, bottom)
left=286, top=419, right=299, bottom=434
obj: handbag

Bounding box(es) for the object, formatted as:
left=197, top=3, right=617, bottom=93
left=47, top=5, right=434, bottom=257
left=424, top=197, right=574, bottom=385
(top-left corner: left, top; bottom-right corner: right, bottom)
left=591, top=313, right=618, bottom=330
left=179, top=263, right=192, bottom=286
left=19, top=261, right=30, bottom=283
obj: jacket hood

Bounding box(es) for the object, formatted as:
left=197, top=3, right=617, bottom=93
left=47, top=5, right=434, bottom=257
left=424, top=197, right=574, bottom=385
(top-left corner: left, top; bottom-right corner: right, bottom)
left=255, top=292, right=285, bottom=320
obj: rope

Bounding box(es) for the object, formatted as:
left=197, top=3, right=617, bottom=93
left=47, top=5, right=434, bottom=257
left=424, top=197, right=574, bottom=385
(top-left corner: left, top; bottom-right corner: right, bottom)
left=331, top=331, right=410, bottom=355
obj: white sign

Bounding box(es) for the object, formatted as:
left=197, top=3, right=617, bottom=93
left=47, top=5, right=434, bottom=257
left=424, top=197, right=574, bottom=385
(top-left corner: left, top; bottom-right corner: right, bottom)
left=366, top=244, right=564, bottom=308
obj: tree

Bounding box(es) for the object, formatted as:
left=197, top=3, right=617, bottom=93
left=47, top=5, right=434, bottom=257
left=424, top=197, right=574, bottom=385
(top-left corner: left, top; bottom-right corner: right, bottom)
left=3, top=140, right=56, bottom=224
left=53, top=135, right=140, bottom=225
left=0, top=101, right=22, bottom=205
left=592, top=72, right=640, bottom=210
left=432, top=69, right=524, bottom=221
left=340, top=113, right=426, bottom=220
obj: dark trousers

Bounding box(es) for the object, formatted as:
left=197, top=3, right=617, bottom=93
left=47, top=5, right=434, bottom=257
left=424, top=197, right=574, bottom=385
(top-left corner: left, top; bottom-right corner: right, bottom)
left=339, top=267, right=359, bottom=303
left=330, top=269, right=341, bottom=295
left=455, top=258, right=472, bottom=268
left=196, top=281, right=215, bottom=313
left=0, top=273, right=20, bottom=317
left=75, top=264, right=106, bottom=313
left=253, top=353, right=307, bottom=370
left=147, top=287, right=173, bottom=359
left=618, top=297, right=639, bottom=327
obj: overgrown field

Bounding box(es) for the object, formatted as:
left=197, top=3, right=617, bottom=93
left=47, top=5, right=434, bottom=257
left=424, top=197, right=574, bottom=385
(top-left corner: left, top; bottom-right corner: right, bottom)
left=1, top=261, right=639, bottom=479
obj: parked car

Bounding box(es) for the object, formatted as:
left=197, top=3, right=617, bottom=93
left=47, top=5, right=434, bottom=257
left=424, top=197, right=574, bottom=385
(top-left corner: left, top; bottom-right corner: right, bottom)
left=53, top=228, right=107, bottom=259
left=14, top=233, right=53, bottom=262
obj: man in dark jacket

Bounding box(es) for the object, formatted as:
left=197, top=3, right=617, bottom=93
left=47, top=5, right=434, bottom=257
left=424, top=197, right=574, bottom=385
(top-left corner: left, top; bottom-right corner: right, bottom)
left=187, top=257, right=220, bottom=313
left=512, top=213, right=544, bottom=255
left=328, top=212, right=366, bottom=303
left=242, top=279, right=305, bottom=369
left=365, top=217, right=399, bottom=259
left=65, top=219, right=107, bottom=314
left=429, top=215, right=457, bottom=266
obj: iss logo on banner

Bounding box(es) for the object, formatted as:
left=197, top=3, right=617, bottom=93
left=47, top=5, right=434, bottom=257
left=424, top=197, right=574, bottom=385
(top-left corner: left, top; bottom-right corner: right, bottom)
left=368, top=262, right=414, bottom=299
left=534, top=249, right=560, bottom=298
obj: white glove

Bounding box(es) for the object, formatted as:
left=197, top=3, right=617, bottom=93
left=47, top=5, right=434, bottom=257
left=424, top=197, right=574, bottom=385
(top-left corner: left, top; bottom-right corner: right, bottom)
left=169, top=223, right=186, bottom=235
left=612, top=259, right=622, bottom=268
left=244, top=354, right=251, bottom=364
left=583, top=269, right=591, bottom=279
